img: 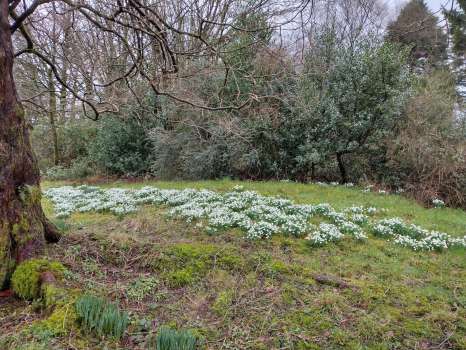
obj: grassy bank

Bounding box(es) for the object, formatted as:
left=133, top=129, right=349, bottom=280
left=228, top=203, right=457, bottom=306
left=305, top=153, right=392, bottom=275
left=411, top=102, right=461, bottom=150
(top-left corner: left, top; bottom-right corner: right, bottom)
left=1, top=180, right=465, bottom=349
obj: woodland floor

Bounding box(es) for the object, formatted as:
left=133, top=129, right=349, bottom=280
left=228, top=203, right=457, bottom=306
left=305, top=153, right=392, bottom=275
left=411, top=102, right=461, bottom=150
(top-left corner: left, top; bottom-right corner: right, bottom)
left=1, top=179, right=465, bottom=349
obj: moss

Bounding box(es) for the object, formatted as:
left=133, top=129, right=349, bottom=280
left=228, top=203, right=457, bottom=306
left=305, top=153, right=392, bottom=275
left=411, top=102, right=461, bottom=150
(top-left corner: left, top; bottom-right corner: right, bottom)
left=42, top=284, right=68, bottom=308
left=166, top=268, right=196, bottom=287
left=0, top=226, right=14, bottom=289
left=31, top=304, right=78, bottom=336
left=158, top=243, right=244, bottom=270
left=170, top=243, right=216, bottom=260
left=330, top=329, right=354, bottom=346
left=18, top=185, right=42, bottom=208
left=216, top=249, right=245, bottom=271
left=29, top=186, right=43, bottom=205
left=11, top=215, right=30, bottom=241
left=15, top=103, right=26, bottom=119
left=162, top=320, right=179, bottom=330
left=156, top=243, right=245, bottom=287
left=401, top=319, right=432, bottom=337
left=286, top=309, right=333, bottom=332
left=269, top=260, right=290, bottom=275
left=11, top=259, right=66, bottom=300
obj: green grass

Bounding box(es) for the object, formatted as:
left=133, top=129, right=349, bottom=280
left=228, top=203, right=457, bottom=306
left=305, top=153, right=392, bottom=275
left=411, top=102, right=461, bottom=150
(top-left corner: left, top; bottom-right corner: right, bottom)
left=42, top=178, right=466, bottom=236
left=1, top=179, right=464, bottom=349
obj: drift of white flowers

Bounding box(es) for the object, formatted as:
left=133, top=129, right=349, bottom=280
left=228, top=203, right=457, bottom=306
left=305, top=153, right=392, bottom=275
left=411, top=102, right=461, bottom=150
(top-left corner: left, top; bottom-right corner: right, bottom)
left=44, top=185, right=466, bottom=251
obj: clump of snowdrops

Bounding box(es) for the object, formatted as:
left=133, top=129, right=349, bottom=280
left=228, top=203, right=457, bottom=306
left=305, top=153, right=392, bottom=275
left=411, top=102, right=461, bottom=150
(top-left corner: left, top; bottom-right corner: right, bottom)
left=44, top=185, right=465, bottom=251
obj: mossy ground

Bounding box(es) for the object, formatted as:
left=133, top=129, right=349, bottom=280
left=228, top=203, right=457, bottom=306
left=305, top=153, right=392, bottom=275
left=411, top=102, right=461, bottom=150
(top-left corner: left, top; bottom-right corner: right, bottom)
left=11, top=259, right=66, bottom=300
left=1, top=179, right=465, bottom=349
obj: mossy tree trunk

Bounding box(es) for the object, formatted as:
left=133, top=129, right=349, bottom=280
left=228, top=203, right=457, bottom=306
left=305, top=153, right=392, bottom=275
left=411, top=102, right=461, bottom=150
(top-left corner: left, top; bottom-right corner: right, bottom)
left=0, top=0, right=60, bottom=289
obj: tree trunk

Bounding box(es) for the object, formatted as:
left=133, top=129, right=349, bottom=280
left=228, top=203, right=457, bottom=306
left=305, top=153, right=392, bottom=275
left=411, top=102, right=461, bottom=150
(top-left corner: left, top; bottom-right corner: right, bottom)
left=0, top=0, right=60, bottom=289
left=336, top=152, right=348, bottom=184
left=48, top=68, right=60, bottom=165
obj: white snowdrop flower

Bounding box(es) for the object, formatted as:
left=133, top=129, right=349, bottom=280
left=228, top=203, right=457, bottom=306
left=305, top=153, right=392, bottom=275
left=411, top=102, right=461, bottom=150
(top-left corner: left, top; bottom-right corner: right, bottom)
left=44, top=185, right=464, bottom=252
left=246, top=221, right=279, bottom=240
left=366, top=207, right=378, bottom=215
left=305, top=223, right=343, bottom=246
left=351, top=214, right=369, bottom=225
left=362, top=185, right=373, bottom=193
left=432, top=198, right=445, bottom=208
left=344, top=206, right=364, bottom=214
left=373, top=224, right=394, bottom=237
left=448, top=236, right=466, bottom=248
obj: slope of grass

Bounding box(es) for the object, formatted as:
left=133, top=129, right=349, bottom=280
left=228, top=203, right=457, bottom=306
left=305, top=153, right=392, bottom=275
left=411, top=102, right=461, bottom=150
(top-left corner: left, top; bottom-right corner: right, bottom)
left=42, top=179, right=466, bottom=236
left=1, top=179, right=464, bottom=349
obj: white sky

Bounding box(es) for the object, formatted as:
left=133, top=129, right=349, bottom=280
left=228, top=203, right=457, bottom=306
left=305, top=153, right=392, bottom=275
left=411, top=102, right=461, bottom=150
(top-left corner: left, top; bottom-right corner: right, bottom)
left=388, top=0, right=454, bottom=15
left=424, top=0, right=450, bottom=12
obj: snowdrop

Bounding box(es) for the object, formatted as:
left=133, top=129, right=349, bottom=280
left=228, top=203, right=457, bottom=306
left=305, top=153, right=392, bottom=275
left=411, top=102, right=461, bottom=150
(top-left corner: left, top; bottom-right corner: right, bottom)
left=44, top=185, right=464, bottom=251
left=362, top=185, right=373, bottom=193
left=372, top=218, right=465, bottom=250
left=351, top=214, right=369, bottom=225
left=246, top=221, right=279, bottom=240
left=432, top=198, right=445, bottom=208
left=344, top=206, right=365, bottom=214
left=366, top=207, right=379, bottom=215
left=306, top=223, right=343, bottom=246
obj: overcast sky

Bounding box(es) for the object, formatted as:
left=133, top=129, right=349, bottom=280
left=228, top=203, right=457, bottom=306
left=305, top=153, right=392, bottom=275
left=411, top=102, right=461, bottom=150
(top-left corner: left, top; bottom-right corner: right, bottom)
left=389, top=0, right=454, bottom=14
left=425, top=0, right=450, bottom=12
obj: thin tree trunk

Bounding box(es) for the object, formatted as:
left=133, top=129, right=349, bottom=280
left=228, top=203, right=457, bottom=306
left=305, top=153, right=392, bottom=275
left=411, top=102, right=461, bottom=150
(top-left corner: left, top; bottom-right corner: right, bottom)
left=48, top=68, right=60, bottom=165
left=0, top=0, right=60, bottom=289
left=336, top=152, right=348, bottom=184
left=59, top=12, right=70, bottom=120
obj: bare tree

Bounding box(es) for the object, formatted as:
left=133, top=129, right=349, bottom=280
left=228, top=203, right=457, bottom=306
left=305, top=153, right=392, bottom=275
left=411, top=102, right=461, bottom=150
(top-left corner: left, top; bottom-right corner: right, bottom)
left=1, top=0, right=319, bottom=290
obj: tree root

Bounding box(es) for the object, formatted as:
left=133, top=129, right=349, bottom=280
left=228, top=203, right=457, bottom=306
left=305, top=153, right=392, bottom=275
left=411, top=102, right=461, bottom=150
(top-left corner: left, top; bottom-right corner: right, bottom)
left=44, top=218, right=61, bottom=243
left=312, top=274, right=352, bottom=289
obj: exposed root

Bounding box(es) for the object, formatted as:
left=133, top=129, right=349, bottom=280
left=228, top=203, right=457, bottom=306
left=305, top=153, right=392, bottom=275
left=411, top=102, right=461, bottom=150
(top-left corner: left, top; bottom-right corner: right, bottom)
left=312, top=274, right=351, bottom=289
left=44, top=218, right=61, bottom=243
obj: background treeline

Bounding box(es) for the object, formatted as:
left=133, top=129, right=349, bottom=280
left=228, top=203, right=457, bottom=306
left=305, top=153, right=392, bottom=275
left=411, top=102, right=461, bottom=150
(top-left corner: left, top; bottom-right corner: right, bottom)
left=17, top=0, right=466, bottom=208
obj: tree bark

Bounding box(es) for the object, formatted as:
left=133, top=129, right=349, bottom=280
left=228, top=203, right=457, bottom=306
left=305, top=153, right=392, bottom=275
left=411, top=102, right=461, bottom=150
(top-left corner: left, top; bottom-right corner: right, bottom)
left=0, top=0, right=60, bottom=289
left=48, top=68, right=60, bottom=165
left=336, top=152, right=348, bottom=184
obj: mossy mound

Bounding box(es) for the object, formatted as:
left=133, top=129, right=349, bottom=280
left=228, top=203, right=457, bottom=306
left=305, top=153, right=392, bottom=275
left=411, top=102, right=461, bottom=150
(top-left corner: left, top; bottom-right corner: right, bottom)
left=11, top=259, right=66, bottom=300
left=152, top=243, right=245, bottom=288
left=31, top=304, right=78, bottom=336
